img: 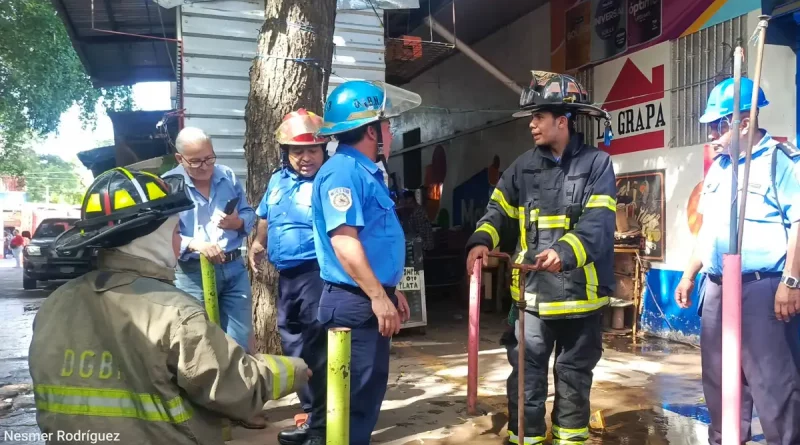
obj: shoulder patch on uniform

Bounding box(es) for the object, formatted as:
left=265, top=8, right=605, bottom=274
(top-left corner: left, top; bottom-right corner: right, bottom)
left=776, top=142, right=800, bottom=158
left=328, top=187, right=352, bottom=211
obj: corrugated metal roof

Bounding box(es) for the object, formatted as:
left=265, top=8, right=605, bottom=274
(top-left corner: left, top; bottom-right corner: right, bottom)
left=51, top=0, right=178, bottom=86
left=180, top=1, right=387, bottom=177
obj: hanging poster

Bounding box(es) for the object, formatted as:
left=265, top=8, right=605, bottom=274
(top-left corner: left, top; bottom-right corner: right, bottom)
left=590, top=0, right=628, bottom=62
left=615, top=169, right=666, bottom=261
left=627, top=0, right=662, bottom=47
left=565, top=1, right=592, bottom=71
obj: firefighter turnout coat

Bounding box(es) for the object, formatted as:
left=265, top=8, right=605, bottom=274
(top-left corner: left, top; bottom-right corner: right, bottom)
left=466, top=134, right=617, bottom=319
left=28, top=250, right=307, bottom=445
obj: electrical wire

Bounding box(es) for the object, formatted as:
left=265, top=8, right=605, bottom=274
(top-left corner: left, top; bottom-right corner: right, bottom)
left=365, top=0, right=384, bottom=28
left=153, top=0, right=177, bottom=79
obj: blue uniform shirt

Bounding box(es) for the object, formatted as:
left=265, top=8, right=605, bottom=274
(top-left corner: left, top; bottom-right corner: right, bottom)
left=311, top=145, right=405, bottom=287
left=256, top=168, right=316, bottom=271
left=163, top=164, right=256, bottom=261
left=697, top=132, right=800, bottom=275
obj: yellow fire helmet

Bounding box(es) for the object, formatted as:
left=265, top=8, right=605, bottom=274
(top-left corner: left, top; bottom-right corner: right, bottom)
left=54, top=167, right=194, bottom=252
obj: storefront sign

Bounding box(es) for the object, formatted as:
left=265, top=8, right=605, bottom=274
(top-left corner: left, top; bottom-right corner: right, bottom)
left=398, top=267, right=422, bottom=291
left=593, top=42, right=670, bottom=155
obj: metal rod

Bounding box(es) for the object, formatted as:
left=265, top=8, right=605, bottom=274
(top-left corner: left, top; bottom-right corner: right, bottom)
left=327, top=328, right=352, bottom=445
left=721, top=254, right=743, bottom=445
left=728, top=47, right=743, bottom=253
left=467, top=258, right=482, bottom=416
left=425, top=17, right=522, bottom=95
left=516, top=273, right=527, bottom=445
left=737, top=16, right=770, bottom=252
left=200, top=255, right=231, bottom=441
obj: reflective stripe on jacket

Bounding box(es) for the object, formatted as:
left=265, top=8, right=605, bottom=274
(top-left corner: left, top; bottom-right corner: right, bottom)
left=29, top=250, right=308, bottom=445
left=467, top=134, right=617, bottom=319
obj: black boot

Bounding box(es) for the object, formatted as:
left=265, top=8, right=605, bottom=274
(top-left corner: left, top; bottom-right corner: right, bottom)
left=278, top=422, right=309, bottom=445
left=301, top=436, right=325, bottom=445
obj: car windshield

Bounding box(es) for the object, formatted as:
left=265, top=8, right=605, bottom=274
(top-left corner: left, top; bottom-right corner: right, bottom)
left=34, top=220, right=75, bottom=239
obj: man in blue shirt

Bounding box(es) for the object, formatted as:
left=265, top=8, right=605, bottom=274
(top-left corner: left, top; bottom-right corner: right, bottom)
left=674, top=77, right=800, bottom=444
left=312, top=80, right=419, bottom=444
left=249, top=109, right=329, bottom=445
left=164, top=127, right=261, bottom=428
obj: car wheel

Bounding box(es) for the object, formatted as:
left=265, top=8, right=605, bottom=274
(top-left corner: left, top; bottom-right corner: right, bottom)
left=22, top=276, right=37, bottom=290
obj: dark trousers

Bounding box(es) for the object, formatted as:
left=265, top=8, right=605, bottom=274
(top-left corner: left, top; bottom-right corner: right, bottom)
left=317, top=283, right=397, bottom=445
left=278, top=261, right=326, bottom=435
left=503, top=311, right=603, bottom=443
left=701, top=277, right=800, bottom=445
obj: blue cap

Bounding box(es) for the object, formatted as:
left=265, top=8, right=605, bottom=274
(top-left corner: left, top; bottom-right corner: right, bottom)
left=699, top=77, right=769, bottom=124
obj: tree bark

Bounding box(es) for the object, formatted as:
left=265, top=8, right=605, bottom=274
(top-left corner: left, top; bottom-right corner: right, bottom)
left=244, top=0, right=337, bottom=354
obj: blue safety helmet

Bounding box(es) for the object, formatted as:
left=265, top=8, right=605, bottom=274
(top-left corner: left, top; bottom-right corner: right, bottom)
left=699, top=77, right=769, bottom=124
left=319, top=80, right=422, bottom=136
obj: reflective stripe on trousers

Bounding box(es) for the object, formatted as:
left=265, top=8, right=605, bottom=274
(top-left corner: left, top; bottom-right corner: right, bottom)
left=507, top=431, right=546, bottom=444
left=34, top=385, right=193, bottom=423
left=552, top=423, right=589, bottom=443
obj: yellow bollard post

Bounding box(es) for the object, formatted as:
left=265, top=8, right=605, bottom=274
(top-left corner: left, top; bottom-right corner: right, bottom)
left=327, top=328, right=351, bottom=445
left=200, top=255, right=232, bottom=441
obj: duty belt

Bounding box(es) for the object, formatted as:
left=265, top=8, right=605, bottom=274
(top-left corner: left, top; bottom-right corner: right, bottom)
left=707, top=271, right=781, bottom=285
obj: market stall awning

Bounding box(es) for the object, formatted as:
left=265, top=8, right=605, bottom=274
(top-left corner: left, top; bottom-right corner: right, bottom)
left=50, top=0, right=178, bottom=86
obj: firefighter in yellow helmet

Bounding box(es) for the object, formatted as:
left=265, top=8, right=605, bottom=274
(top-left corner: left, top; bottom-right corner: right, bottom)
left=29, top=168, right=309, bottom=445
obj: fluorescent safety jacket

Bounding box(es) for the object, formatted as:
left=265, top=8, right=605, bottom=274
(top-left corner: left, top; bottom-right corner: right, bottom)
left=466, top=134, right=617, bottom=319
left=29, top=250, right=307, bottom=445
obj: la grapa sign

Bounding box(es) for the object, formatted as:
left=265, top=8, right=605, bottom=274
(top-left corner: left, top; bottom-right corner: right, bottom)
left=592, top=41, right=671, bottom=156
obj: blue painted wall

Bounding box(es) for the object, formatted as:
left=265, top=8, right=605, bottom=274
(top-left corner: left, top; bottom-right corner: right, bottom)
left=640, top=268, right=703, bottom=344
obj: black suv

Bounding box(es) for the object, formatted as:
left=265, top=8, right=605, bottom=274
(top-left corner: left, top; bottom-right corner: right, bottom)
left=22, top=218, right=97, bottom=290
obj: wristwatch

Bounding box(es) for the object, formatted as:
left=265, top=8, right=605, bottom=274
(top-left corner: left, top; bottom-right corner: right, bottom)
left=780, top=275, right=800, bottom=289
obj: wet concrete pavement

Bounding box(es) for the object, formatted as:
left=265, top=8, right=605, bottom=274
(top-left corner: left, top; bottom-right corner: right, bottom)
left=0, top=258, right=51, bottom=444
left=0, top=261, right=768, bottom=444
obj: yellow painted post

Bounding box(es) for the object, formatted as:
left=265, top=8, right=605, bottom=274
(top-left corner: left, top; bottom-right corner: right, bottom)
left=200, top=255, right=231, bottom=441
left=200, top=255, right=221, bottom=325
left=327, top=328, right=351, bottom=445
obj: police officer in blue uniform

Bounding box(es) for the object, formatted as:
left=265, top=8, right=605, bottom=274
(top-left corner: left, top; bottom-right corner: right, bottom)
left=675, top=77, right=800, bottom=444
left=249, top=109, right=329, bottom=445
left=311, top=80, right=420, bottom=444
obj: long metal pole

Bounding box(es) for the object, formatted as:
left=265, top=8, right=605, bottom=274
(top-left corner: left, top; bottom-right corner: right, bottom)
left=516, top=275, right=527, bottom=445
left=721, top=46, right=744, bottom=445
left=327, top=328, right=352, bottom=445
left=728, top=48, right=743, bottom=253
left=737, top=16, right=770, bottom=252
left=200, top=255, right=231, bottom=441
left=467, top=259, right=482, bottom=416
left=425, top=17, right=523, bottom=96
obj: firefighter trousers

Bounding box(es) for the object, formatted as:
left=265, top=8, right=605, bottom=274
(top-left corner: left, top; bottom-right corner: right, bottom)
left=503, top=311, right=603, bottom=444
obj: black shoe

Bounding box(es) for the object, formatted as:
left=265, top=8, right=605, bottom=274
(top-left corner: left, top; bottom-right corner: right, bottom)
left=278, top=422, right=309, bottom=445
left=301, top=437, right=325, bottom=445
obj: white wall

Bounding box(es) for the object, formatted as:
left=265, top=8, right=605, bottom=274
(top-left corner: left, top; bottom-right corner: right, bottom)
left=389, top=3, right=551, bottom=226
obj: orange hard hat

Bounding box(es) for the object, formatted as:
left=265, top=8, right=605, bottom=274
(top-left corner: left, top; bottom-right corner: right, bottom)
left=275, top=108, right=329, bottom=146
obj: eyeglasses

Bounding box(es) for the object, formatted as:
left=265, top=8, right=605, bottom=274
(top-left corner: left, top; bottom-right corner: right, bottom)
left=180, top=155, right=217, bottom=168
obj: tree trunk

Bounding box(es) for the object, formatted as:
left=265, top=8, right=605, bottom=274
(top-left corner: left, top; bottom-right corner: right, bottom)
left=244, top=0, right=337, bottom=354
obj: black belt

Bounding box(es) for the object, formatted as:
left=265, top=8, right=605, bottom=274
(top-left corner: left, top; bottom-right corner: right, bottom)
left=325, top=281, right=396, bottom=299
left=222, top=249, right=242, bottom=263
left=707, top=271, right=781, bottom=285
